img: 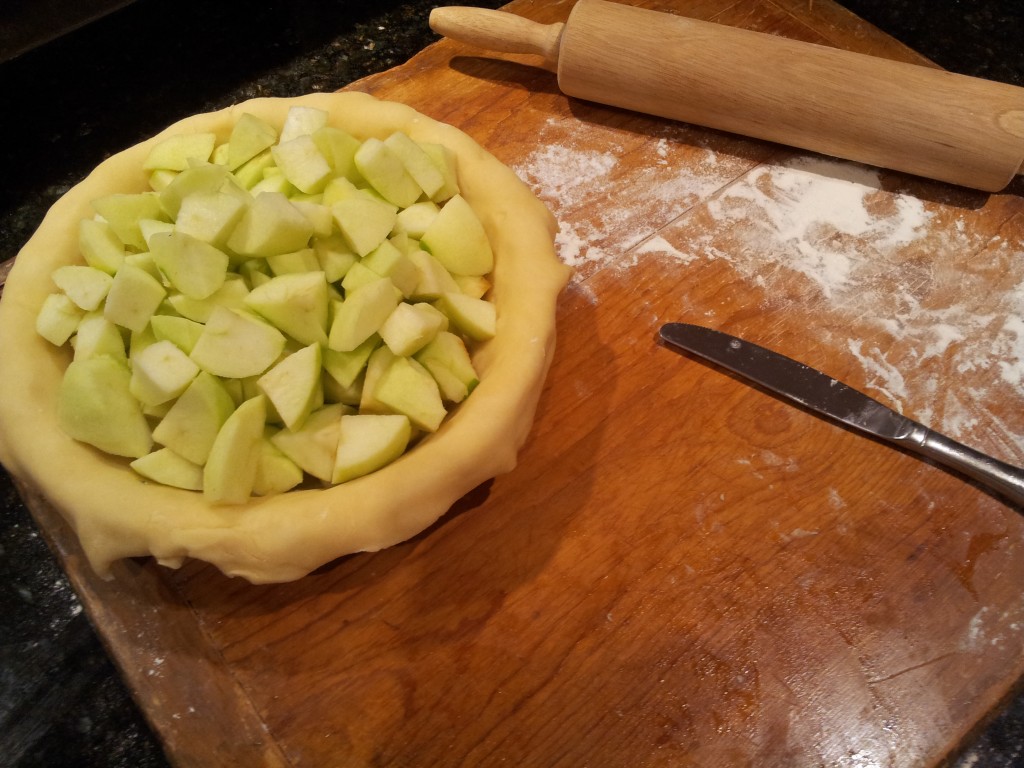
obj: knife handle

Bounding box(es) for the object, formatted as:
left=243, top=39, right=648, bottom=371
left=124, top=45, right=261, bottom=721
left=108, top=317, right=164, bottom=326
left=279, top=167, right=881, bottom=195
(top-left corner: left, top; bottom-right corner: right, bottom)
left=429, top=7, right=564, bottom=69
left=903, top=424, right=1024, bottom=508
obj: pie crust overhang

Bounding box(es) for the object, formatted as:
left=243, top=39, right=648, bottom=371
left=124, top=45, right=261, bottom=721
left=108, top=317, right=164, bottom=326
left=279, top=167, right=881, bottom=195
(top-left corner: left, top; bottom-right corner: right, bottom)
left=0, top=92, right=570, bottom=584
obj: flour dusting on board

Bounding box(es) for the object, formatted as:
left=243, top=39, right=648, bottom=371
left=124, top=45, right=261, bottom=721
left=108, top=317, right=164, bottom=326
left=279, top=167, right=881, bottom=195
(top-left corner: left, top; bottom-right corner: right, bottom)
left=513, top=120, right=1024, bottom=458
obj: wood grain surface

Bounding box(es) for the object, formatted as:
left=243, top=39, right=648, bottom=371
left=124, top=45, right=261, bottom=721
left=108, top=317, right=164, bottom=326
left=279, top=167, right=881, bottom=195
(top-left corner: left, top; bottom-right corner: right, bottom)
left=21, top=0, right=1024, bottom=765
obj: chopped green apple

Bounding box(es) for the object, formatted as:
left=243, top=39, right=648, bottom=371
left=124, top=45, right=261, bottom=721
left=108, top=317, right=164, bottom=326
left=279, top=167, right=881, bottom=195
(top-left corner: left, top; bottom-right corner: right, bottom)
left=322, top=333, right=380, bottom=389
left=270, top=402, right=348, bottom=483
left=244, top=270, right=329, bottom=346
left=421, top=194, right=493, bottom=276
left=152, top=371, right=236, bottom=465
left=333, top=414, right=411, bottom=484
left=167, top=274, right=249, bottom=322
left=143, top=133, right=217, bottom=172
left=266, top=247, right=321, bottom=276
left=227, top=191, right=314, bottom=257
left=312, top=126, right=362, bottom=182
left=51, top=265, right=113, bottom=312
left=414, top=331, right=479, bottom=403
left=203, top=394, right=267, bottom=504
left=271, top=134, right=332, bottom=195
left=158, top=163, right=234, bottom=219
left=36, top=294, right=86, bottom=346
left=189, top=305, right=286, bottom=378
left=129, top=339, right=200, bottom=407
left=174, top=190, right=247, bottom=248
left=58, top=356, right=152, bottom=458
left=407, top=249, right=460, bottom=300
left=374, top=355, right=447, bottom=432
left=384, top=132, right=445, bottom=200
left=379, top=301, right=447, bottom=357
left=394, top=200, right=440, bottom=239
left=328, top=277, right=402, bottom=352
left=419, top=142, right=460, bottom=202
left=78, top=219, right=125, bottom=274
left=92, top=192, right=168, bottom=251
left=313, top=234, right=357, bottom=282
left=150, top=231, right=229, bottom=300
left=361, top=239, right=419, bottom=297
left=150, top=314, right=204, bottom=354
left=256, top=343, right=322, bottom=430
left=331, top=196, right=397, bottom=257
left=73, top=314, right=127, bottom=362
left=435, top=292, right=497, bottom=341
left=280, top=105, right=329, bottom=143
left=354, top=137, right=422, bottom=208
left=130, top=447, right=204, bottom=491
left=253, top=432, right=304, bottom=495
left=228, top=113, right=278, bottom=170
left=103, top=263, right=167, bottom=333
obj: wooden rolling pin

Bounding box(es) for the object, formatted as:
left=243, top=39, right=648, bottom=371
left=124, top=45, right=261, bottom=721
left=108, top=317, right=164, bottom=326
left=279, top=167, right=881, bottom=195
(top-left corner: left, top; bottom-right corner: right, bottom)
left=430, top=0, right=1024, bottom=191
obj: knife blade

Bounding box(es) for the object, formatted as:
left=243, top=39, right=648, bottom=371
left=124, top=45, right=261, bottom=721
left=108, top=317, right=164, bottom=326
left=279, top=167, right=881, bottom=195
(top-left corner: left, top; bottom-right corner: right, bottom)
left=659, top=322, right=1024, bottom=508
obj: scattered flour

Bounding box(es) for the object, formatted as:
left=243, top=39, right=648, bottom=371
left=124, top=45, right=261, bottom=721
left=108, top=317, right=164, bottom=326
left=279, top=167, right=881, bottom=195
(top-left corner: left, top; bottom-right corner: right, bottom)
left=512, top=122, right=1024, bottom=458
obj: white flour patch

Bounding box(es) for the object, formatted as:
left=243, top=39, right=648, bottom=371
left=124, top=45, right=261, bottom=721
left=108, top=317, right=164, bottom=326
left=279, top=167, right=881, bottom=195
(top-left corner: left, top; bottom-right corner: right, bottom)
left=513, top=122, right=1024, bottom=457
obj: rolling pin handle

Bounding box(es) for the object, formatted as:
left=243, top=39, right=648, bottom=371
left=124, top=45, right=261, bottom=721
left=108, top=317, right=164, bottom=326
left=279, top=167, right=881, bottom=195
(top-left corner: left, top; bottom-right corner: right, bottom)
left=429, top=7, right=564, bottom=70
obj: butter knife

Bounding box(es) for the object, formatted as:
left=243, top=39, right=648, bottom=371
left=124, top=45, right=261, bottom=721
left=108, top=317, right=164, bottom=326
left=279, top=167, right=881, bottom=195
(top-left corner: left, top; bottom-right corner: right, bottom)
left=659, top=322, right=1024, bottom=508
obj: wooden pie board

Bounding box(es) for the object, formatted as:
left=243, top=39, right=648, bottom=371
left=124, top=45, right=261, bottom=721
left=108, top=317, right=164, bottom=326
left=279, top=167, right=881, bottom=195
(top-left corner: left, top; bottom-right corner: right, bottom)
left=21, top=0, right=1024, bottom=765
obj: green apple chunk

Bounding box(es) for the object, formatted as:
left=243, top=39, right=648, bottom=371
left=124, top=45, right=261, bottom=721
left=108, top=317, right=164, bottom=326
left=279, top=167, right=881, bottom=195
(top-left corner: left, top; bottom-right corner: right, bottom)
left=103, top=263, right=167, bottom=333
left=58, top=356, right=152, bottom=458
left=375, top=356, right=447, bottom=432
left=51, top=266, right=113, bottom=311
left=314, top=234, right=357, bottom=282
left=435, top=292, right=497, bottom=341
left=227, top=192, right=314, bottom=257
left=333, top=414, right=411, bottom=484
left=361, top=239, right=419, bottom=297
left=271, top=134, right=332, bottom=194
left=328, top=278, right=402, bottom=352
left=92, top=192, right=168, bottom=251
left=266, top=248, right=320, bottom=276
left=189, top=306, right=286, bottom=378
left=419, top=142, right=460, bottom=202
left=143, top=133, right=217, bottom=172
left=407, top=249, right=460, bottom=300
left=354, top=137, right=422, bottom=208
left=174, top=190, right=247, bottom=248
left=358, top=345, right=397, bottom=414
left=280, top=105, right=329, bottom=142
left=150, top=314, right=204, bottom=354
left=130, top=448, right=203, bottom=491
left=150, top=231, right=229, bottom=300
left=312, top=126, right=362, bottom=182
left=257, top=343, right=322, bottom=430
left=379, top=301, right=447, bottom=357
left=394, top=200, right=440, bottom=239
left=244, top=270, right=329, bottom=346
left=129, top=339, right=200, bottom=407
left=414, top=330, right=479, bottom=402
left=167, top=275, right=249, bottom=322
left=384, top=132, right=445, bottom=200
left=203, top=394, right=267, bottom=504
left=37, top=294, right=86, bottom=346
left=152, top=371, right=236, bottom=465
left=253, top=432, right=304, bottom=496
left=292, top=200, right=334, bottom=238
left=159, top=163, right=234, bottom=219
left=339, top=262, right=384, bottom=294
left=78, top=219, right=125, bottom=274
left=270, top=403, right=349, bottom=483
left=331, top=197, right=397, bottom=257
left=228, top=113, right=278, bottom=170
left=73, top=314, right=127, bottom=361
left=322, top=334, right=380, bottom=388
left=421, top=194, right=494, bottom=276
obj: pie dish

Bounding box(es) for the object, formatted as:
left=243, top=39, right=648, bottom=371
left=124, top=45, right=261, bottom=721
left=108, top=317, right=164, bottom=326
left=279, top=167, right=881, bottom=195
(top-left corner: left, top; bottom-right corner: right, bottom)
left=0, top=91, right=569, bottom=583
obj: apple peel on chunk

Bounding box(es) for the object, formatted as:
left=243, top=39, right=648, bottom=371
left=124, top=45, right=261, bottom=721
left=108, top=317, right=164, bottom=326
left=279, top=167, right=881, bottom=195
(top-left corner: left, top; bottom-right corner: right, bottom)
left=0, top=92, right=569, bottom=584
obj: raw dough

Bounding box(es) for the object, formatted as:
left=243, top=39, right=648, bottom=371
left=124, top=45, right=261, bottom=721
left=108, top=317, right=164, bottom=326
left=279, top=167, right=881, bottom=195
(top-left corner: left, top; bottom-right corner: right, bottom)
left=0, top=92, right=569, bottom=583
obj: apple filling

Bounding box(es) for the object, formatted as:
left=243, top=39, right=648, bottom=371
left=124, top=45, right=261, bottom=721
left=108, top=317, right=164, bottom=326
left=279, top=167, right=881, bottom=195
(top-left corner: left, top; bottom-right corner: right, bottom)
left=36, top=105, right=501, bottom=504
left=0, top=93, right=567, bottom=582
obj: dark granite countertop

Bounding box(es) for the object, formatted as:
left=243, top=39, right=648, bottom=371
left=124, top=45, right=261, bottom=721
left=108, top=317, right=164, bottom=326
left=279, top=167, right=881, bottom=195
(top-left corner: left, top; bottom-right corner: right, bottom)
left=1, top=0, right=1022, bottom=765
